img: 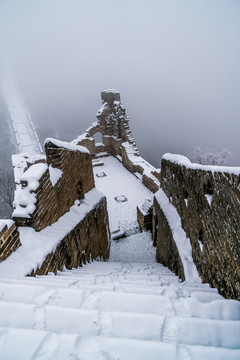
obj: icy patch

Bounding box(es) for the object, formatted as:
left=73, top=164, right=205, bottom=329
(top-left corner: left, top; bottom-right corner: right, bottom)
left=155, top=189, right=201, bottom=283
left=49, top=165, right=63, bottom=186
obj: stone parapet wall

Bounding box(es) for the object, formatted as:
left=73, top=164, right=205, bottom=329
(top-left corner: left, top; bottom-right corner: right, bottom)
left=155, top=154, right=240, bottom=300
left=28, top=196, right=110, bottom=276
left=0, top=221, right=21, bottom=263
left=13, top=139, right=95, bottom=231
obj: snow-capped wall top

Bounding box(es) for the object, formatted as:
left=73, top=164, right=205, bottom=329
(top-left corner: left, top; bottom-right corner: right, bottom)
left=20, top=163, right=48, bottom=186
left=0, top=220, right=14, bottom=233
left=163, top=153, right=240, bottom=175
left=101, top=89, right=119, bottom=94
left=44, top=138, right=90, bottom=154
left=12, top=153, right=46, bottom=185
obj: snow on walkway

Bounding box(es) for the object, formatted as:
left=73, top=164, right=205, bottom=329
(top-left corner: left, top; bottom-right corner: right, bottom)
left=93, top=156, right=152, bottom=234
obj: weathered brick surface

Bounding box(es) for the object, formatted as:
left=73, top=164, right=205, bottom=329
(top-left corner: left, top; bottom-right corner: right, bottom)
left=0, top=223, right=21, bottom=263
left=29, top=197, right=110, bottom=276
left=154, top=157, right=240, bottom=300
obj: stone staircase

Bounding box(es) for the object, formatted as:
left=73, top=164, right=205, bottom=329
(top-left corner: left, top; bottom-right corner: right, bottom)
left=0, top=261, right=240, bottom=359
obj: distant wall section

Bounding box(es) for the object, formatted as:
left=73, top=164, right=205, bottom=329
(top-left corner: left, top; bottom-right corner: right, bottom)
left=73, top=90, right=160, bottom=193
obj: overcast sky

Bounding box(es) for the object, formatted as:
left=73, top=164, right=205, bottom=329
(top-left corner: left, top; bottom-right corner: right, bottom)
left=1, top=0, right=239, bottom=166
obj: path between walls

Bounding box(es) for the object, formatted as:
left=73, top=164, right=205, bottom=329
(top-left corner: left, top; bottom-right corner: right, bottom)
left=0, top=156, right=239, bottom=359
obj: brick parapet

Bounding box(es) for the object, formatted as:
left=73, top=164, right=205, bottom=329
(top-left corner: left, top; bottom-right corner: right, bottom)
left=13, top=140, right=95, bottom=231
left=154, top=157, right=240, bottom=300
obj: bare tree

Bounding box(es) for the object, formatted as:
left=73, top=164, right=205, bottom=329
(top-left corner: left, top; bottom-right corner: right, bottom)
left=191, top=147, right=232, bottom=166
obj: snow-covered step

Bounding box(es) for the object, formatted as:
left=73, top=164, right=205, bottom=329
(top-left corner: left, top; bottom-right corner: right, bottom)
left=162, top=316, right=240, bottom=349
left=0, top=299, right=239, bottom=348
left=1, top=328, right=240, bottom=360
left=1, top=282, right=235, bottom=322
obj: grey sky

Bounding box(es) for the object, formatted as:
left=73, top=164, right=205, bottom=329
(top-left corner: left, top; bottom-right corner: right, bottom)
left=1, top=0, right=239, bottom=166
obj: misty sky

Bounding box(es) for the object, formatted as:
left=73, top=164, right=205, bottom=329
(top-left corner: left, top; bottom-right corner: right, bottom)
left=0, top=0, right=239, bottom=167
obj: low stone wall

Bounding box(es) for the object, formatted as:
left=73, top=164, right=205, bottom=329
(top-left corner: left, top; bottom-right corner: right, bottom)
left=0, top=220, right=21, bottom=263
left=28, top=196, right=110, bottom=276
left=154, top=154, right=240, bottom=300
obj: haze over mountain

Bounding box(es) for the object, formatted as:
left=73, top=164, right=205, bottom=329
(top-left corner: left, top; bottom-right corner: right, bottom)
left=0, top=0, right=239, bottom=167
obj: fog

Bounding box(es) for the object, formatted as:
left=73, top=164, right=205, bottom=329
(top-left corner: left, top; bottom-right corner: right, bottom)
left=1, top=0, right=239, bottom=167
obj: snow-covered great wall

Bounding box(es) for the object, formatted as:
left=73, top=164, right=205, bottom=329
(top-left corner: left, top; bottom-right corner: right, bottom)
left=0, top=89, right=239, bottom=358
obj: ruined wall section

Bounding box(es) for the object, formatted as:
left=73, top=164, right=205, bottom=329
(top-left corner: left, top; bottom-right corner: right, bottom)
left=13, top=139, right=95, bottom=231
left=73, top=90, right=160, bottom=193
left=155, top=153, right=240, bottom=300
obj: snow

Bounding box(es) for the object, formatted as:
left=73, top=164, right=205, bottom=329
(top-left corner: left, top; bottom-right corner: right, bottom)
left=163, top=153, right=240, bottom=175
left=0, top=189, right=105, bottom=278
left=97, top=102, right=108, bottom=116
left=12, top=153, right=46, bottom=185
left=12, top=163, right=48, bottom=218
left=20, top=163, right=48, bottom=183
left=110, top=231, right=156, bottom=263
left=44, top=137, right=89, bottom=154
left=101, top=88, right=119, bottom=94
left=0, top=220, right=14, bottom=233
left=49, top=165, right=63, bottom=186
left=122, top=142, right=160, bottom=186
left=155, top=188, right=201, bottom=283
left=93, top=156, right=152, bottom=233
left=205, top=194, right=213, bottom=206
